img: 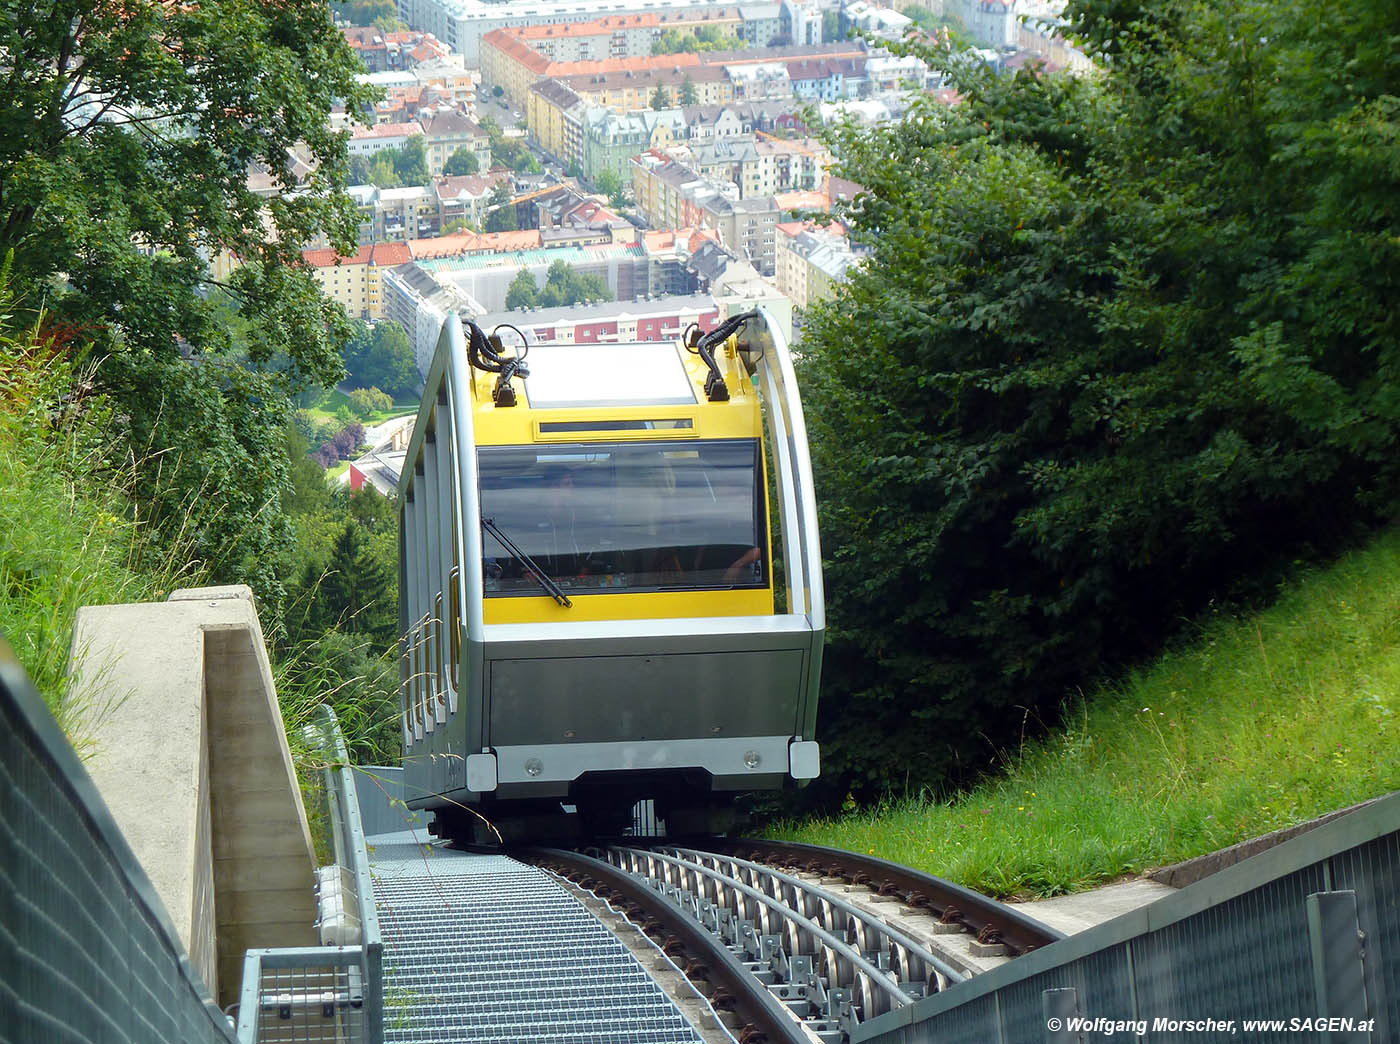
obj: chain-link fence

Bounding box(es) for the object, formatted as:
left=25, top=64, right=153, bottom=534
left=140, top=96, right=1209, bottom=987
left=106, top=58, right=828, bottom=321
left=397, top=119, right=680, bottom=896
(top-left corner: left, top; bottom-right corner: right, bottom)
left=0, top=651, right=238, bottom=1044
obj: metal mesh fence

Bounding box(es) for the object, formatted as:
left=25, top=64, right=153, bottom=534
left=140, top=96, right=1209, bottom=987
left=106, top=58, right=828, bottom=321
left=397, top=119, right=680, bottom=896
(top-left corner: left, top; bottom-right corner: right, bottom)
left=856, top=795, right=1400, bottom=1044
left=0, top=657, right=237, bottom=1044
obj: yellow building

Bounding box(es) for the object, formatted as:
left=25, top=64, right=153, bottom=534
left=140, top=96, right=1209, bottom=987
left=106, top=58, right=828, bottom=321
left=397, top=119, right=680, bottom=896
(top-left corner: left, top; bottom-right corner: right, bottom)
left=302, top=242, right=413, bottom=320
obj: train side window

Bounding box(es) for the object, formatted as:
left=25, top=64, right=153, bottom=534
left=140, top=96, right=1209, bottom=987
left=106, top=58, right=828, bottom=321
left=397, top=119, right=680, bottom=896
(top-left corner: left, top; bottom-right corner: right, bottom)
left=448, top=565, right=461, bottom=698
left=422, top=620, right=436, bottom=734
left=408, top=621, right=420, bottom=738
left=433, top=593, right=447, bottom=722
left=401, top=640, right=414, bottom=747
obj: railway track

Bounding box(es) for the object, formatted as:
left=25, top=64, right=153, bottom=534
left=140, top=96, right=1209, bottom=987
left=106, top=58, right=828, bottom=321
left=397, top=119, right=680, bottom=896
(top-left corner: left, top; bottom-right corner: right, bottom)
left=527, top=841, right=1063, bottom=1043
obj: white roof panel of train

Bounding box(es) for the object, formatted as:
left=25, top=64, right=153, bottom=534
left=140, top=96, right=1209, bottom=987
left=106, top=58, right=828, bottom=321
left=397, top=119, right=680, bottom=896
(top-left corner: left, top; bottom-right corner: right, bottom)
left=523, top=342, right=699, bottom=409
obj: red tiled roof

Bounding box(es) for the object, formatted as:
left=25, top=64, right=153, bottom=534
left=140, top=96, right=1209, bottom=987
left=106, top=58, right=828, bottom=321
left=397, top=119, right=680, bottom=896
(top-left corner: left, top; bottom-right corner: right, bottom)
left=301, top=243, right=412, bottom=268
left=350, top=121, right=419, bottom=139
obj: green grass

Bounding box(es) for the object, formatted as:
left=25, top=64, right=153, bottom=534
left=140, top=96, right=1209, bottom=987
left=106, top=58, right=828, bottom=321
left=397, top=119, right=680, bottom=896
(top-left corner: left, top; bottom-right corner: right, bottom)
left=769, top=531, right=1400, bottom=898
left=0, top=349, right=197, bottom=741
left=303, top=387, right=418, bottom=428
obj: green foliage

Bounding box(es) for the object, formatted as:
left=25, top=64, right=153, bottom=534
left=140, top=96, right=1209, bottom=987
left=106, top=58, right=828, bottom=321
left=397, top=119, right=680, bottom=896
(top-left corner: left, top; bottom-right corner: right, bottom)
left=1, top=0, right=374, bottom=616
left=652, top=26, right=743, bottom=54
left=771, top=530, right=1400, bottom=896
left=0, top=269, right=198, bottom=725
left=294, top=521, right=395, bottom=643
left=679, top=77, right=700, bottom=107
left=902, top=6, right=972, bottom=47
left=332, top=0, right=396, bottom=27
left=505, top=268, right=539, bottom=311
left=1, top=0, right=372, bottom=382
left=491, top=137, right=541, bottom=174
left=351, top=321, right=419, bottom=398
left=538, top=260, right=612, bottom=308
left=364, top=136, right=429, bottom=188
left=798, top=0, right=1400, bottom=803
left=650, top=86, right=673, bottom=111
left=593, top=169, right=627, bottom=208
left=484, top=183, right=518, bottom=232
left=348, top=155, right=372, bottom=185
left=348, top=386, right=393, bottom=418
left=442, top=146, right=480, bottom=176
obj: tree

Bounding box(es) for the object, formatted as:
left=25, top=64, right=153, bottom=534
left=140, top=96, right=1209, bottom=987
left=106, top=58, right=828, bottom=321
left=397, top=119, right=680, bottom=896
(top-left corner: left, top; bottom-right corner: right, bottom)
left=537, top=261, right=612, bottom=308
left=333, top=0, right=396, bottom=27
left=442, top=146, right=480, bottom=176
left=361, top=321, right=419, bottom=398
left=367, top=151, right=401, bottom=188
left=505, top=269, right=539, bottom=310
left=0, top=0, right=380, bottom=612
left=2, top=0, right=372, bottom=383
left=679, top=77, right=700, bottom=107
left=491, top=85, right=505, bottom=98
left=341, top=318, right=373, bottom=382
left=594, top=169, right=627, bottom=208
left=651, top=86, right=673, bottom=111
left=794, top=0, right=1400, bottom=803
left=484, top=183, right=518, bottom=233
left=393, top=135, right=429, bottom=186
left=300, top=522, right=395, bottom=642
left=349, top=155, right=372, bottom=185
left=348, top=386, right=393, bottom=417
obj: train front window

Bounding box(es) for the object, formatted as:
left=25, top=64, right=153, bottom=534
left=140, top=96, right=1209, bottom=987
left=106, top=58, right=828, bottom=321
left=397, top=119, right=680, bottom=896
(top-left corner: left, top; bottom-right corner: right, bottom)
left=478, top=439, right=766, bottom=595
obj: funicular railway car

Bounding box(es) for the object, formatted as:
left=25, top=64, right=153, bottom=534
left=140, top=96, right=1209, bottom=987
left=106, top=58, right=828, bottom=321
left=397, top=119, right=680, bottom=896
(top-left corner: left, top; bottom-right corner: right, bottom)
left=398, top=307, right=823, bottom=841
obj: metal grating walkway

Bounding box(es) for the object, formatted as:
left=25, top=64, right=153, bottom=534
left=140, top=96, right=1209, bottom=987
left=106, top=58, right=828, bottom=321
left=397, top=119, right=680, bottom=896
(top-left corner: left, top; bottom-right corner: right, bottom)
left=368, top=832, right=705, bottom=1044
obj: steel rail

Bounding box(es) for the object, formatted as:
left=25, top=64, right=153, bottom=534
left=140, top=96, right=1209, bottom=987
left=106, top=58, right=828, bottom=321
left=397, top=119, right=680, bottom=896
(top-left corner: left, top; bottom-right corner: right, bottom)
left=659, top=845, right=964, bottom=987
left=527, top=847, right=812, bottom=1044
left=607, top=846, right=926, bottom=1030
left=714, top=839, right=1064, bottom=955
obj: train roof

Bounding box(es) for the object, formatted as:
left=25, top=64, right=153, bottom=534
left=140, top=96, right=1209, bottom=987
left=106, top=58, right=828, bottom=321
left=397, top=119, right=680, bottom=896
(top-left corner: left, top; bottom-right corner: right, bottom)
left=470, top=337, right=762, bottom=446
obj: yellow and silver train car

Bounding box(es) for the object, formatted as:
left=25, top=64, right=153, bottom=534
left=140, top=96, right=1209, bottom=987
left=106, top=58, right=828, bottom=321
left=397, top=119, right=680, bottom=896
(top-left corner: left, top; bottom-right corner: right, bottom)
left=398, top=307, right=823, bottom=840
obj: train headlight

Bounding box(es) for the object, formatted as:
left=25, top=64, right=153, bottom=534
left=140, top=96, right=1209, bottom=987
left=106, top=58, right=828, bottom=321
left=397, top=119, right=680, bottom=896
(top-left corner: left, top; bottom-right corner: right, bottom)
left=743, top=750, right=762, bottom=770
left=524, top=758, right=543, bottom=777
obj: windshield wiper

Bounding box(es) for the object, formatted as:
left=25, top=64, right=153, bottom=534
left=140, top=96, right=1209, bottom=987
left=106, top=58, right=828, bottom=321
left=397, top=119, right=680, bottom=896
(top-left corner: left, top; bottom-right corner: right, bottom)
left=481, top=517, right=573, bottom=608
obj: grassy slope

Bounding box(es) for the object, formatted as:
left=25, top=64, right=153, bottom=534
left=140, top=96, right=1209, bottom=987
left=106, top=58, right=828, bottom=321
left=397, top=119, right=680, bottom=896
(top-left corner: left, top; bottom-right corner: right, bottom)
left=0, top=404, right=188, bottom=741
left=769, top=531, right=1400, bottom=898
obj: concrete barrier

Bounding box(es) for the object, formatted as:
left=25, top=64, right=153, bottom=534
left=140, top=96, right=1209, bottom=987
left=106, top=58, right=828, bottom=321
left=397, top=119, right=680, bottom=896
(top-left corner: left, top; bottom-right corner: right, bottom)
left=67, top=585, right=318, bottom=1009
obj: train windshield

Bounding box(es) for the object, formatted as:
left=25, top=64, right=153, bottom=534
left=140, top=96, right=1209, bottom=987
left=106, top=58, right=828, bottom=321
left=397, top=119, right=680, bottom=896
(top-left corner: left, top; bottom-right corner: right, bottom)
left=478, top=439, right=766, bottom=595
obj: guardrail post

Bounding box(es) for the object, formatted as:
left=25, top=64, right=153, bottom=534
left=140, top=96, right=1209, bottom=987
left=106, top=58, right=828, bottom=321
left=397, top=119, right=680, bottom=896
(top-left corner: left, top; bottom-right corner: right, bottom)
left=1307, top=891, right=1372, bottom=1042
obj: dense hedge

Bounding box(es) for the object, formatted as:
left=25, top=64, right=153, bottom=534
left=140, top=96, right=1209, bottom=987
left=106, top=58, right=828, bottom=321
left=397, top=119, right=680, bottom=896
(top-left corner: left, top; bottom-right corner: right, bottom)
left=797, top=0, right=1400, bottom=803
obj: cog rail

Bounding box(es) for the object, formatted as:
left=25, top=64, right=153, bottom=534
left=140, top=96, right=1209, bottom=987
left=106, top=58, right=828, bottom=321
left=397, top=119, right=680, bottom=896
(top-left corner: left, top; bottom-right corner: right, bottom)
left=712, top=839, right=1064, bottom=958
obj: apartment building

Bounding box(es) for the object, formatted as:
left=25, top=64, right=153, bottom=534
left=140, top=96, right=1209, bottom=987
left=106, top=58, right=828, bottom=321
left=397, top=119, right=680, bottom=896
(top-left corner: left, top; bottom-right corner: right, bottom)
left=396, top=0, right=758, bottom=65
left=527, top=79, right=588, bottom=168
left=774, top=220, right=859, bottom=309
left=631, top=151, right=778, bottom=274
left=581, top=107, right=687, bottom=181
left=302, top=242, right=413, bottom=319
left=347, top=121, right=420, bottom=159
left=418, top=109, right=492, bottom=176
left=482, top=29, right=705, bottom=106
